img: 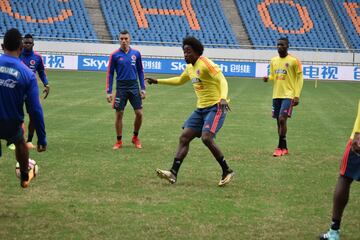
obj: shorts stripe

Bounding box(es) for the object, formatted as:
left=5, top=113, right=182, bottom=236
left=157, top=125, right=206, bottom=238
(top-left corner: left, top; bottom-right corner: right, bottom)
left=210, top=104, right=222, bottom=133
left=340, top=139, right=352, bottom=175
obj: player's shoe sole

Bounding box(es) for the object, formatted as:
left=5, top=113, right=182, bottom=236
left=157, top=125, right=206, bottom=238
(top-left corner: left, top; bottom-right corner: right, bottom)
left=218, top=170, right=234, bottom=187
left=156, top=169, right=176, bottom=184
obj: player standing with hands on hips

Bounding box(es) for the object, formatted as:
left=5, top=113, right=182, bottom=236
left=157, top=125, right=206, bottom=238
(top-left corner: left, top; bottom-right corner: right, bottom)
left=19, top=34, right=50, bottom=149
left=264, top=37, right=303, bottom=157
left=106, top=30, right=145, bottom=149
left=146, top=36, right=234, bottom=187
left=0, top=28, right=47, bottom=188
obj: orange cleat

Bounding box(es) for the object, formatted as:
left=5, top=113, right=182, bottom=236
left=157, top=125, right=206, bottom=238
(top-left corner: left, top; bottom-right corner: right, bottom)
left=132, top=136, right=142, bottom=149
left=273, top=148, right=283, bottom=157
left=282, top=148, right=289, bottom=155
left=113, top=140, right=123, bottom=149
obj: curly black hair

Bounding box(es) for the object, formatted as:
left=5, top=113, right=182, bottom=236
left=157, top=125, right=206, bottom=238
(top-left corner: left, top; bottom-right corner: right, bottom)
left=182, top=36, right=204, bottom=56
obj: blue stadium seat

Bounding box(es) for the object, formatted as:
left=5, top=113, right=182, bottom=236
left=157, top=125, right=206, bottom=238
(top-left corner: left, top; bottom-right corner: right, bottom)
left=100, top=0, right=238, bottom=47
left=234, top=0, right=344, bottom=50
left=330, top=0, right=360, bottom=49
left=0, top=0, right=97, bottom=42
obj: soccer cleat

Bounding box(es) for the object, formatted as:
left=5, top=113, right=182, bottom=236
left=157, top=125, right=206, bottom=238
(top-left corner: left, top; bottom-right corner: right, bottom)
left=132, top=136, right=142, bottom=149
left=319, top=229, right=340, bottom=240
left=156, top=169, right=176, bottom=184
left=8, top=143, right=15, bottom=151
left=26, top=142, right=35, bottom=149
left=273, top=148, right=283, bottom=157
left=218, top=169, right=234, bottom=187
left=113, top=140, right=123, bottom=149
left=282, top=148, right=289, bottom=155
left=20, top=167, right=35, bottom=188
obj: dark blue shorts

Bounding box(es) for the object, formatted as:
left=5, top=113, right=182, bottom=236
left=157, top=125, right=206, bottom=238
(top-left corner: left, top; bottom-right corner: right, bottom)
left=272, top=98, right=293, bottom=118
left=0, top=121, right=24, bottom=157
left=340, top=139, right=360, bottom=181
left=183, top=103, right=226, bottom=135
left=113, top=81, right=142, bottom=111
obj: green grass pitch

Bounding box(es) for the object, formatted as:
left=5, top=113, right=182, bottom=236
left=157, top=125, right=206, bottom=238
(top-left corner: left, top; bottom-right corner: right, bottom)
left=0, top=70, right=359, bottom=239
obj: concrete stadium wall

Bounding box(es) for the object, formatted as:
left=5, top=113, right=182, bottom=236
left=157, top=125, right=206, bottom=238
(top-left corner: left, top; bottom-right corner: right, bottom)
left=35, top=41, right=360, bottom=65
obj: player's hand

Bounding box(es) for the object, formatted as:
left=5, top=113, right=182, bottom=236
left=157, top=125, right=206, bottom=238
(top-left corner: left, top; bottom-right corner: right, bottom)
left=37, top=144, right=46, bottom=152
left=43, top=85, right=50, bottom=99
left=352, top=133, right=360, bottom=155
left=292, top=97, right=300, bottom=106
left=140, top=90, right=146, bottom=99
left=263, top=76, right=268, bottom=82
left=106, top=94, right=113, bottom=103
left=220, top=99, right=231, bottom=112
left=146, top=77, right=158, bottom=85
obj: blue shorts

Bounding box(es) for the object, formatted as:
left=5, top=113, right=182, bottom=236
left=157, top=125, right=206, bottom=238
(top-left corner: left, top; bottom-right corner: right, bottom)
left=272, top=98, right=293, bottom=118
left=183, top=103, right=226, bottom=135
left=0, top=121, right=24, bottom=157
left=340, top=139, right=360, bottom=181
left=113, top=81, right=142, bottom=111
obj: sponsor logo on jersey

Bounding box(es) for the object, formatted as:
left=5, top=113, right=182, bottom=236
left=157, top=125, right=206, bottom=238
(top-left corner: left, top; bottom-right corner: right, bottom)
left=275, top=69, right=287, bottom=74
left=191, top=77, right=201, bottom=83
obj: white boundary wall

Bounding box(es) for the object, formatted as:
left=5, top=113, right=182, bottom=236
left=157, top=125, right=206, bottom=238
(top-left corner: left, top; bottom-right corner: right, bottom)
left=36, top=41, right=360, bottom=65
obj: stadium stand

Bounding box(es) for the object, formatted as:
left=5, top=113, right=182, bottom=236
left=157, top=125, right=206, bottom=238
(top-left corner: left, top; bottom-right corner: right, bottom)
left=330, top=0, right=360, bottom=49
left=0, top=0, right=97, bottom=42
left=234, top=0, right=345, bottom=50
left=99, top=0, right=238, bottom=47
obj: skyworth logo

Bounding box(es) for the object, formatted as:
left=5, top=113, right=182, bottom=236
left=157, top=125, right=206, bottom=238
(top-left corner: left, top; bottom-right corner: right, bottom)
left=78, top=56, right=109, bottom=71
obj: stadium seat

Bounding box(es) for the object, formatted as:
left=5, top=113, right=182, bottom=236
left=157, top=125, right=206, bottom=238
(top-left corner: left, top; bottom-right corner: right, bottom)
left=234, top=0, right=345, bottom=50
left=99, top=0, right=238, bottom=47
left=0, top=0, right=97, bottom=42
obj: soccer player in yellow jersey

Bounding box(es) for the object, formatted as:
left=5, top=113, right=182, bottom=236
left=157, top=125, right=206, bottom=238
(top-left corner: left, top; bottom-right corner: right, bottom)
left=146, top=36, right=234, bottom=187
left=264, top=37, right=303, bottom=157
left=320, top=101, right=360, bottom=240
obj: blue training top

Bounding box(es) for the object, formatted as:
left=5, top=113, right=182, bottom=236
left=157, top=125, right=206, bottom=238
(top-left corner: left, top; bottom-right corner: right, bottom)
left=19, top=49, right=49, bottom=86
left=106, top=47, right=145, bottom=94
left=0, top=54, right=46, bottom=145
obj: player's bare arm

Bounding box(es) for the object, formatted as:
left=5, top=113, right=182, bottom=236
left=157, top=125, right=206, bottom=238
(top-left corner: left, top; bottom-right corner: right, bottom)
left=220, top=99, right=231, bottom=112
left=292, top=97, right=300, bottom=106
left=146, top=77, right=158, bottom=85
left=43, top=84, right=50, bottom=99
left=106, top=93, right=112, bottom=103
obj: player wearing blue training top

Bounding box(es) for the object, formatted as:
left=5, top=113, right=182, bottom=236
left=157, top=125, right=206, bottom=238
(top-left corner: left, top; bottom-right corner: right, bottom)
left=106, top=30, right=145, bottom=150
left=0, top=28, right=47, bottom=188
left=19, top=34, right=50, bottom=149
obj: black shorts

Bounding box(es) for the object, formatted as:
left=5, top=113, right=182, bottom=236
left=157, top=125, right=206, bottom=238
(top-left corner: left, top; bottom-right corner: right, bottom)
left=340, top=139, right=360, bottom=181
left=113, top=81, right=142, bottom=111
left=0, top=121, right=24, bottom=157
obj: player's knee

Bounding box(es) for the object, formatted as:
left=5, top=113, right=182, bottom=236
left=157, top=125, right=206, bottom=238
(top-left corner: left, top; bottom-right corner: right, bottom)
left=201, top=134, right=213, bottom=146
left=278, top=116, right=287, bottom=125
left=179, top=134, right=190, bottom=145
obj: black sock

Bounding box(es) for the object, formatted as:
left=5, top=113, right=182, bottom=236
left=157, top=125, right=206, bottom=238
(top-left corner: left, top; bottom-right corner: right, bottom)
left=279, top=135, right=287, bottom=149
left=331, top=219, right=341, bottom=231
left=216, top=156, right=230, bottom=174
left=117, top=136, right=122, bottom=141
left=133, top=131, right=139, bottom=137
left=170, top=158, right=183, bottom=176
left=27, top=134, right=34, bottom=143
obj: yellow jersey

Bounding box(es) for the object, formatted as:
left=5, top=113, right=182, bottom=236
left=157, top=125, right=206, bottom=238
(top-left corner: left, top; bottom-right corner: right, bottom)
left=269, top=54, right=303, bottom=99
left=157, top=56, right=229, bottom=108
left=351, top=100, right=360, bottom=139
